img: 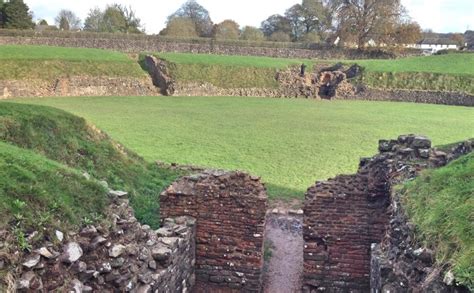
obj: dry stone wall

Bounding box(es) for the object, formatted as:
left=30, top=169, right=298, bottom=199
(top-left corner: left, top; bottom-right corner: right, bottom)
left=0, top=77, right=159, bottom=99
left=302, top=134, right=455, bottom=292
left=160, top=170, right=268, bottom=292
left=0, top=36, right=399, bottom=59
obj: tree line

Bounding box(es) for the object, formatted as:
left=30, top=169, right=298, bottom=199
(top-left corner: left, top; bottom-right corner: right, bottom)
left=1, top=0, right=427, bottom=48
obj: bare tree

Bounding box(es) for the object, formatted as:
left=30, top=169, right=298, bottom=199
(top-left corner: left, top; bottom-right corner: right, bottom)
left=55, top=9, right=81, bottom=31
left=332, top=0, right=406, bottom=48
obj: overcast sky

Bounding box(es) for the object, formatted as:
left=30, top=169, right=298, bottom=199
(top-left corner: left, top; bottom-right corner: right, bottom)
left=25, top=0, right=474, bottom=34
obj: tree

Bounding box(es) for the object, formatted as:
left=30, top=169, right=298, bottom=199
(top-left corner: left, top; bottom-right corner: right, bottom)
left=102, top=4, right=127, bottom=33
left=83, top=4, right=142, bottom=33
left=83, top=7, right=104, bottom=32
left=0, top=0, right=5, bottom=27
left=2, top=0, right=34, bottom=29
left=281, top=0, right=332, bottom=41
left=261, top=14, right=292, bottom=37
left=38, top=19, right=48, bottom=26
left=55, top=10, right=81, bottom=31
left=168, top=0, right=213, bottom=37
left=393, top=22, right=422, bottom=45
left=160, top=17, right=198, bottom=38
left=240, top=26, right=265, bottom=41
left=213, top=19, right=240, bottom=40
left=333, top=0, right=406, bottom=48
left=268, top=31, right=291, bottom=42
left=450, top=33, right=465, bottom=47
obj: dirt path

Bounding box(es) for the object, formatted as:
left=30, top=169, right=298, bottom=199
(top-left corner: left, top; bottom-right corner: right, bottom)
left=262, top=214, right=303, bottom=293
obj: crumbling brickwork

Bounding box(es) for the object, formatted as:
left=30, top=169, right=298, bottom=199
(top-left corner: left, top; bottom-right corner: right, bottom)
left=160, top=170, right=268, bottom=292
left=303, top=134, right=449, bottom=292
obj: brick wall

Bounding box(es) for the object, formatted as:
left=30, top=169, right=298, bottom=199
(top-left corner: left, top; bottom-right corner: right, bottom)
left=303, top=135, right=443, bottom=292
left=160, top=170, right=268, bottom=292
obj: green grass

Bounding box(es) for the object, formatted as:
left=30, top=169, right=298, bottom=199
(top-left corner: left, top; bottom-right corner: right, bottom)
left=354, top=53, right=474, bottom=75
left=0, top=45, right=147, bottom=80
left=402, top=153, right=474, bottom=290
left=0, top=45, right=132, bottom=61
left=157, top=52, right=313, bottom=69
left=0, top=141, right=107, bottom=245
left=10, top=96, right=474, bottom=199
left=0, top=102, right=181, bottom=228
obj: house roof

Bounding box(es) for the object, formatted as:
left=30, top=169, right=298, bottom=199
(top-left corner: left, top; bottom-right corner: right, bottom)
left=418, top=38, right=458, bottom=45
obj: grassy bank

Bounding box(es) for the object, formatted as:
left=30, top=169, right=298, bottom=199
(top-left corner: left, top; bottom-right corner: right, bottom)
left=402, top=153, right=474, bottom=290
left=11, top=96, right=474, bottom=199
left=0, top=141, right=107, bottom=247
left=0, top=45, right=146, bottom=80
left=0, top=102, right=180, bottom=228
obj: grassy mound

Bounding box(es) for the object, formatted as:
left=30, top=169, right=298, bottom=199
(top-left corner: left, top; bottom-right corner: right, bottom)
left=0, top=102, right=180, bottom=228
left=352, top=53, right=474, bottom=94
left=0, top=141, right=107, bottom=248
left=150, top=53, right=313, bottom=89
left=12, top=96, right=474, bottom=199
left=402, top=153, right=474, bottom=289
left=0, top=45, right=147, bottom=80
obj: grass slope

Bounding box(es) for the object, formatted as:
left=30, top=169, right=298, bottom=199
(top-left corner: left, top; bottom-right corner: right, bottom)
left=12, top=96, right=474, bottom=199
left=0, top=102, right=180, bottom=228
left=355, top=53, right=474, bottom=75
left=402, top=153, right=474, bottom=290
left=0, top=45, right=146, bottom=80
left=0, top=141, right=107, bottom=247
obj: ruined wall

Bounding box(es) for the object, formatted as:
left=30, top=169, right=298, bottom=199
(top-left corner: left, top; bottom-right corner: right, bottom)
left=160, top=170, right=268, bottom=292
left=0, top=77, right=159, bottom=99
left=303, top=135, right=450, bottom=292
left=0, top=36, right=399, bottom=59
left=340, top=87, right=474, bottom=107
left=371, top=140, right=473, bottom=292
left=7, top=192, right=196, bottom=292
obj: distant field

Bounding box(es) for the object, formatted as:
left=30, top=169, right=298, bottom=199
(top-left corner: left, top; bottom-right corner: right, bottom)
left=0, top=45, right=146, bottom=80
left=11, top=96, right=474, bottom=200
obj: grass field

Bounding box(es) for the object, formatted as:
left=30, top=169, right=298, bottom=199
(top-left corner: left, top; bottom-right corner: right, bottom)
left=157, top=51, right=474, bottom=75
left=11, top=96, right=474, bottom=199
left=0, top=45, right=146, bottom=80
left=156, top=52, right=313, bottom=69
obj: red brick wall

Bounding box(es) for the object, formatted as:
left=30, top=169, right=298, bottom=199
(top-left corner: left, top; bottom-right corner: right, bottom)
left=303, top=135, right=436, bottom=292
left=160, top=171, right=268, bottom=292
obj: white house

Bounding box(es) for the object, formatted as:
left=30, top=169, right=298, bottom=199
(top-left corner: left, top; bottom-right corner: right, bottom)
left=414, top=38, right=460, bottom=53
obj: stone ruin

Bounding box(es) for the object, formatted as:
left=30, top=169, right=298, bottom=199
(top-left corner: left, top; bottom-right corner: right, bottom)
left=160, top=170, right=268, bottom=292
left=3, top=136, right=472, bottom=292
left=303, top=135, right=473, bottom=292
left=143, top=54, right=359, bottom=100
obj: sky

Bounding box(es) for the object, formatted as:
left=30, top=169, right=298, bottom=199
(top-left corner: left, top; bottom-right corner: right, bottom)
left=25, top=0, right=474, bottom=34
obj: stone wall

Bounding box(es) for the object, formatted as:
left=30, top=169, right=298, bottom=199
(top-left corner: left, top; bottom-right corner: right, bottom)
left=7, top=191, right=196, bottom=292
left=0, top=77, right=159, bottom=99
left=340, top=87, right=474, bottom=107
left=302, top=134, right=452, bottom=292
left=0, top=36, right=400, bottom=59
left=160, top=170, right=268, bottom=292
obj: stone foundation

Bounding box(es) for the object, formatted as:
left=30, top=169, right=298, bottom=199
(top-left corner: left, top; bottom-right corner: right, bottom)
left=160, top=170, right=268, bottom=292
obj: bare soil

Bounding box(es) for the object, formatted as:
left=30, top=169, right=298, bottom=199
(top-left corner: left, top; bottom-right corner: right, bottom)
left=262, top=214, right=303, bottom=293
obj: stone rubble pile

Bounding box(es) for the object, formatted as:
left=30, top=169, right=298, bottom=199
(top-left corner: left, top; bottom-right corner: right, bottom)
left=11, top=190, right=196, bottom=292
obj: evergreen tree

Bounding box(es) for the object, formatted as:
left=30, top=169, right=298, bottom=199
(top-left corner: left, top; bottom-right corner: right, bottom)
left=3, top=0, right=34, bottom=29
